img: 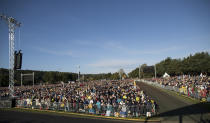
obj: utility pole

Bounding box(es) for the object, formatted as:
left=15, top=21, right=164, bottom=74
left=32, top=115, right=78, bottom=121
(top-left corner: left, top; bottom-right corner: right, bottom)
left=1, top=14, right=21, bottom=97
left=78, top=65, right=80, bottom=82
left=154, top=64, right=157, bottom=81
left=120, top=71, right=122, bottom=81
left=139, top=65, right=141, bottom=79
left=33, top=72, right=35, bottom=87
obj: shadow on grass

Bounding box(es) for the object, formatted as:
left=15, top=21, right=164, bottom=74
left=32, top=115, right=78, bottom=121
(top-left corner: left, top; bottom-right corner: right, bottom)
left=146, top=102, right=210, bottom=123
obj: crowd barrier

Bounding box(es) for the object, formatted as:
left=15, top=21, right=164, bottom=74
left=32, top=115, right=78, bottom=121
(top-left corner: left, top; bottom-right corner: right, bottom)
left=15, top=98, right=156, bottom=118
left=140, top=80, right=210, bottom=102
left=0, top=100, right=12, bottom=108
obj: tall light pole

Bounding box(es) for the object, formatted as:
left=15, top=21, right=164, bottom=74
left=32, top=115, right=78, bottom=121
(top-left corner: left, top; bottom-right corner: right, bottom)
left=1, top=14, right=21, bottom=97
left=33, top=72, right=35, bottom=87
left=139, top=65, right=141, bottom=79
left=154, top=64, right=157, bottom=80
left=78, top=65, right=80, bottom=82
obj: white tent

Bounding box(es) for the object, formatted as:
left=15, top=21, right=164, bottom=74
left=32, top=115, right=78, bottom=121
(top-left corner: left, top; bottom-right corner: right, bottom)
left=163, top=72, right=170, bottom=78
left=200, top=73, right=203, bottom=77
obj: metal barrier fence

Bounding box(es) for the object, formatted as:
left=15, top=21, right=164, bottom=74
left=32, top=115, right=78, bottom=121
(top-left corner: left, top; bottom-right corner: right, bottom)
left=140, top=80, right=210, bottom=102
left=16, top=99, right=156, bottom=118
left=0, top=100, right=12, bottom=108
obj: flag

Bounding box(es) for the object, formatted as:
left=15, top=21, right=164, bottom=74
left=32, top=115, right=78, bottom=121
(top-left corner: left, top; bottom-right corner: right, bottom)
left=134, top=80, right=136, bottom=89
left=134, top=80, right=136, bottom=86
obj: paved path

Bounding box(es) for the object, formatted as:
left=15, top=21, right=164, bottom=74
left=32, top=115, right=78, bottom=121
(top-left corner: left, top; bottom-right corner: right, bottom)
left=137, top=82, right=210, bottom=123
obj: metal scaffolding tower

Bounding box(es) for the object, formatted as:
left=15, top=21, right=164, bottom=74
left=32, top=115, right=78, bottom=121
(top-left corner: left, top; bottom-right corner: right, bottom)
left=0, top=14, right=21, bottom=97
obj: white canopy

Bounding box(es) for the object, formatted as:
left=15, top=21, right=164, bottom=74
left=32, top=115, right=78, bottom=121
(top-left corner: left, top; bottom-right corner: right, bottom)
left=163, top=72, right=170, bottom=78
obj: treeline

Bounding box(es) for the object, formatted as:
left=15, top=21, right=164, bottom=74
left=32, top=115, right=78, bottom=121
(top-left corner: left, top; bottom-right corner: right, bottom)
left=128, top=64, right=155, bottom=78
left=128, top=52, right=210, bottom=78
left=156, top=52, right=210, bottom=76
left=0, top=69, right=78, bottom=86
left=1, top=52, right=209, bottom=86
left=0, top=69, right=125, bottom=87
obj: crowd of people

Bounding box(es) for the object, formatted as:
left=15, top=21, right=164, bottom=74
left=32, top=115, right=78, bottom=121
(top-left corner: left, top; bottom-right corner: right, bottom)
left=0, top=80, right=157, bottom=118
left=147, top=74, right=210, bottom=101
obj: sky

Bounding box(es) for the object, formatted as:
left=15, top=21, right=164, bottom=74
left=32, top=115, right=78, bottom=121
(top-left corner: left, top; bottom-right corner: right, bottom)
left=0, top=0, right=210, bottom=74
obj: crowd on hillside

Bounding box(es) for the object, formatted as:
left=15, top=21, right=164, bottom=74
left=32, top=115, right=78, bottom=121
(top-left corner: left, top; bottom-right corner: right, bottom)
left=147, top=74, right=210, bottom=101
left=0, top=80, right=157, bottom=117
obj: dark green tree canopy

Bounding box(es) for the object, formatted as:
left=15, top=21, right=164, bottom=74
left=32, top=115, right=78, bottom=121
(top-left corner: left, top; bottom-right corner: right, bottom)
left=128, top=52, right=210, bottom=78
left=1, top=52, right=209, bottom=86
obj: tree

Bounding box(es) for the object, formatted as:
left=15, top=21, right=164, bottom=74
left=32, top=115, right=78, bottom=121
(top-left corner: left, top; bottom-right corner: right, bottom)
left=111, top=72, right=120, bottom=80
left=128, top=68, right=139, bottom=78
left=128, top=52, right=210, bottom=78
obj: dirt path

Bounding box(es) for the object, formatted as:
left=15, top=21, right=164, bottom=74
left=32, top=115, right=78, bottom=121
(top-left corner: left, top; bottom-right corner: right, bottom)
left=137, top=82, right=210, bottom=123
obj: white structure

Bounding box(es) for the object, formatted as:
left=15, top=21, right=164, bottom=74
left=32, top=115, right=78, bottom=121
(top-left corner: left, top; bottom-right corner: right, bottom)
left=163, top=72, right=170, bottom=78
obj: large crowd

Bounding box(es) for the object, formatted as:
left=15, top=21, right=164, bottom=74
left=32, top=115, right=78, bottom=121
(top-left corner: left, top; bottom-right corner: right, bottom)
left=1, top=74, right=209, bottom=117
left=147, top=74, right=210, bottom=101
left=0, top=80, right=157, bottom=117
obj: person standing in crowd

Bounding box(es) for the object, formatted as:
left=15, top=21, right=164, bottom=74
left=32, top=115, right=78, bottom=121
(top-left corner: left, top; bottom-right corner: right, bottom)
left=2, top=80, right=157, bottom=118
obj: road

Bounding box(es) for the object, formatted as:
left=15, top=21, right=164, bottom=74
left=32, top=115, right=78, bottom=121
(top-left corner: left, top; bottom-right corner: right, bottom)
left=137, top=82, right=210, bottom=123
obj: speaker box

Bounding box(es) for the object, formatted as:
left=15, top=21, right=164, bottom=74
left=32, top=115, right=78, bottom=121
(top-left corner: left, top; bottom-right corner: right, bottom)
left=14, top=50, right=22, bottom=70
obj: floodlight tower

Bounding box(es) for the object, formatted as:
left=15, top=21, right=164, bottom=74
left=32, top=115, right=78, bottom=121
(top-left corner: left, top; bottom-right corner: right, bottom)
left=0, top=14, right=21, bottom=97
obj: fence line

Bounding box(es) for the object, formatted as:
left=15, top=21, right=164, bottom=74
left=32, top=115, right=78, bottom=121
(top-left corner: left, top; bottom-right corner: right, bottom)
left=15, top=98, right=156, bottom=118
left=0, top=100, right=12, bottom=108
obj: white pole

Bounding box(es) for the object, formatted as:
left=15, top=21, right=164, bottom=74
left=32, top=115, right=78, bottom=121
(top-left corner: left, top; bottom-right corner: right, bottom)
left=154, top=64, right=157, bottom=81
left=120, top=69, right=122, bottom=81
left=33, top=72, right=34, bottom=87
left=78, top=65, right=80, bottom=82
left=139, top=65, right=141, bottom=79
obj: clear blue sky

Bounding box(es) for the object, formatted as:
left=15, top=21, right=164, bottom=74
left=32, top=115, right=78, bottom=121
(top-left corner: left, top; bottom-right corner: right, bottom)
left=0, top=0, right=210, bottom=74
